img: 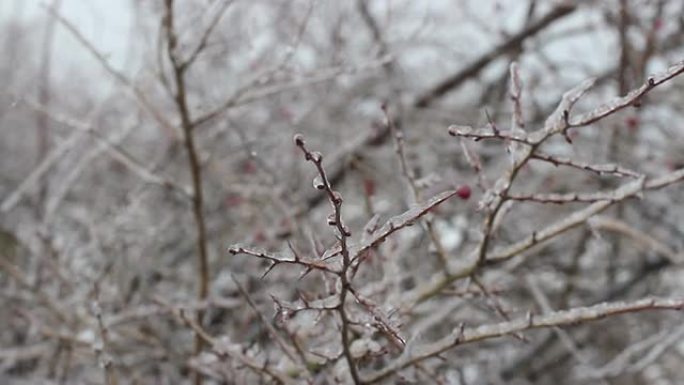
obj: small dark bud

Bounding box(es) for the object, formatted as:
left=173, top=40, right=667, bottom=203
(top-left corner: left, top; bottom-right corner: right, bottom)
left=331, top=191, right=343, bottom=204
left=363, top=178, right=375, bottom=196
left=293, top=133, right=305, bottom=147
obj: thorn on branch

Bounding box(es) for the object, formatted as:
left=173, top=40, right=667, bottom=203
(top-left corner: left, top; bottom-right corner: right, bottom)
left=261, top=263, right=277, bottom=279
left=563, top=129, right=573, bottom=144
left=484, top=108, right=500, bottom=135
left=454, top=323, right=465, bottom=344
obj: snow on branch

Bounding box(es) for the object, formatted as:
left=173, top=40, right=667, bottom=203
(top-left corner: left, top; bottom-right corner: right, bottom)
left=365, top=297, right=684, bottom=383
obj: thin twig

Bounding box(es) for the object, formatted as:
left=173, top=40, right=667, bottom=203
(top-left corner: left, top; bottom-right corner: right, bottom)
left=46, top=5, right=178, bottom=138
left=169, top=307, right=297, bottom=385
left=383, top=104, right=450, bottom=270
left=292, top=134, right=361, bottom=385
left=415, top=4, right=576, bottom=107
left=530, top=152, right=641, bottom=178
left=180, top=0, right=235, bottom=70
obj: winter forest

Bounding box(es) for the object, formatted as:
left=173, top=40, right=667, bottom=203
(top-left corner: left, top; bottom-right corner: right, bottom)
left=1, top=0, right=684, bottom=384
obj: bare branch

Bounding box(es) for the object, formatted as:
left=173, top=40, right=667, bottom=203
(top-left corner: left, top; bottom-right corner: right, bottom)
left=571, top=60, right=684, bottom=127
left=354, top=190, right=459, bottom=259
left=227, top=245, right=340, bottom=276
left=297, top=5, right=577, bottom=216
left=162, top=2, right=210, bottom=379
left=231, top=275, right=305, bottom=370
left=589, top=216, right=684, bottom=264
left=292, top=133, right=360, bottom=384
left=415, top=4, right=577, bottom=107
left=504, top=189, right=639, bottom=204
left=169, top=307, right=298, bottom=385
left=448, top=124, right=534, bottom=144
left=487, top=167, right=684, bottom=263
left=180, top=0, right=235, bottom=70
left=47, top=6, right=179, bottom=138
left=192, top=57, right=392, bottom=129
left=364, top=297, right=684, bottom=383
left=530, top=153, right=642, bottom=178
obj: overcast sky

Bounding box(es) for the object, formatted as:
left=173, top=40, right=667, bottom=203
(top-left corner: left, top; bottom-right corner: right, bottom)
left=1, top=0, right=135, bottom=71
left=0, top=0, right=648, bottom=105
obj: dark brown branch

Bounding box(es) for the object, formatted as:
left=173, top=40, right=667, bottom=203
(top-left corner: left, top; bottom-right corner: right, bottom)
left=293, top=134, right=361, bottom=385
left=228, top=245, right=340, bottom=276
left=414, top=4, right=576, bottom=107
left=163, top=2, right=210, bottom=383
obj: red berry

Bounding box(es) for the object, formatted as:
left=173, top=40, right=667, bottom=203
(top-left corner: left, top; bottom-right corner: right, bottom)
left=625, top=116, right=639, bottom=132
left=654, top=18, right=663, bottom=31
left=363, top=178, right=376, bottom=196
left=456, top=185, right=471, bottom=200
left=241, top=159, right=257, bottom=174
left=278, top=107, right=294, bottom=121
left=253, top=230, right=267, bottom=244
left=224, top=194, right=244, bottom=207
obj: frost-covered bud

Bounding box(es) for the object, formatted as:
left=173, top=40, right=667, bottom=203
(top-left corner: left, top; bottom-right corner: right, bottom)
left=313, top=177, right=326, bottom=190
